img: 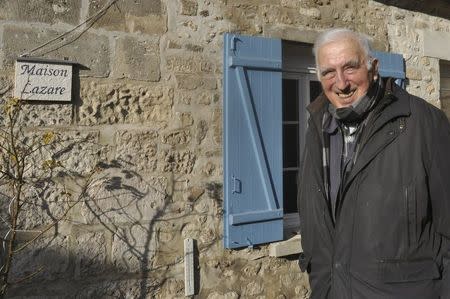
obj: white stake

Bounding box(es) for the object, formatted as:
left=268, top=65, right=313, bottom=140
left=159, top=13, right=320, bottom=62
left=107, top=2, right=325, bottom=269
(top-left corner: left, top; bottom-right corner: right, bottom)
left=184, top=238, right=195, bottom=296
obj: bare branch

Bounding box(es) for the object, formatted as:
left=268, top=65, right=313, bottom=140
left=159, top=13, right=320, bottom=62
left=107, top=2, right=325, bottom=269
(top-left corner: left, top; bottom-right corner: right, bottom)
left=10, top=266, right=44, bottom=285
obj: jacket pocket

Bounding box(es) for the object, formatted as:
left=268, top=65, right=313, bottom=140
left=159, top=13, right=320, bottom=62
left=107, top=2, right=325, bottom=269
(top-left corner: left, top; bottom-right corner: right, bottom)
left=378, top=259, right=441, bottom=283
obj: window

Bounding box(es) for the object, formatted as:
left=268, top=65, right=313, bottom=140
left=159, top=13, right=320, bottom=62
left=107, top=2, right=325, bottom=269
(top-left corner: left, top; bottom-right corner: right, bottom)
left=223, top=33, right=406, bottom=249
left=282, top=42, right=322, bottom=238
left=440, top=60, right=450, bottom=118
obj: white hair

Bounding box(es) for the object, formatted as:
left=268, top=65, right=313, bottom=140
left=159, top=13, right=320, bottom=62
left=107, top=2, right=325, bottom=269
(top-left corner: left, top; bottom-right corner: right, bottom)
left=313, top=28, right=374, bottom=77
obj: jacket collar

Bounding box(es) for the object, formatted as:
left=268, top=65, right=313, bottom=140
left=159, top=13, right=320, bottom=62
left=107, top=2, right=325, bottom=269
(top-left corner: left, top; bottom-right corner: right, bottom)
left=306, top=93, right=329, bottom=134
left=367, top=78, right=411, bottom=136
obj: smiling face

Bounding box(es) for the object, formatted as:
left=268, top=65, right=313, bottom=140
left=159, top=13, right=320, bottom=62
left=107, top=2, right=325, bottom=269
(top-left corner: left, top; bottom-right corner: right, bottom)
left=317, top=37, right=378, bottom=108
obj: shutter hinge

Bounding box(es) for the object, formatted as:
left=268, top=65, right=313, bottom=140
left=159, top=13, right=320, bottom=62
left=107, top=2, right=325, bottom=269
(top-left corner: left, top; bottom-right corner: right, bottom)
left=230, top=35, right=239, bottom=51
left=246, top=238, right=253, bottom=249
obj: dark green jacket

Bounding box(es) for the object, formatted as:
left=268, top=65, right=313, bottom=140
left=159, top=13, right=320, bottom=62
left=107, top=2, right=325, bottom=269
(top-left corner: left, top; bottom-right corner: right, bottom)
left=298, top=79, right=450, bottom=298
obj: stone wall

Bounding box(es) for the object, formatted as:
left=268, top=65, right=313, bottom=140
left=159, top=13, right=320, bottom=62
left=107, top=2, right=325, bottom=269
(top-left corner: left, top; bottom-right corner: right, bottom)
left=376, top=1, right=450, bottom=108
left=0, top=0, right=448, bottom=298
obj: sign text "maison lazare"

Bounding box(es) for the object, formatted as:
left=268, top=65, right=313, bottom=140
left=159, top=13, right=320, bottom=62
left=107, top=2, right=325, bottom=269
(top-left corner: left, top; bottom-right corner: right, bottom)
left=14, top=60, right=73, bottom=102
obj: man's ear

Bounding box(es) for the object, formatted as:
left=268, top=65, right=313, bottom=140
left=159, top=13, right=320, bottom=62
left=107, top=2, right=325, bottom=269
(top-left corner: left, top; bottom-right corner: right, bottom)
left=371, top=58, right=379, bottom=80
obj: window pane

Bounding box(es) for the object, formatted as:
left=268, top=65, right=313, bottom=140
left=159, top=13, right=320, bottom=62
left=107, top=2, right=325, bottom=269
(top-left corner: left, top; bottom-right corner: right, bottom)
left=283, top=170, right=298, bottom=213
left=310, top=81, right=322, bottom=103
left=283, top=124, right=298, bottom=168
left=283, top=79, right=299, bottom=121
left=441, top=89, right=450, bottom=119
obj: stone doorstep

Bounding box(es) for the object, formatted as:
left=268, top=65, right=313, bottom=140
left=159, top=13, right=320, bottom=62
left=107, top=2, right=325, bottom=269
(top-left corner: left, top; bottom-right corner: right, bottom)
left=268, top=234, right=302, bottom=258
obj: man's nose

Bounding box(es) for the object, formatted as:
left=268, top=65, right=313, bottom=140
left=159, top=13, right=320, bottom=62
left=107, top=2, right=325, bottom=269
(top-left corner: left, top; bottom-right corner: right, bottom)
left=335, top=70, right=349, bottom=90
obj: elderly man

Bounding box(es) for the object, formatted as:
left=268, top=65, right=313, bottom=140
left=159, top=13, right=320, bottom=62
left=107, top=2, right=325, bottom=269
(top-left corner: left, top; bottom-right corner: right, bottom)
left=297, top=28, right=450, bottom=298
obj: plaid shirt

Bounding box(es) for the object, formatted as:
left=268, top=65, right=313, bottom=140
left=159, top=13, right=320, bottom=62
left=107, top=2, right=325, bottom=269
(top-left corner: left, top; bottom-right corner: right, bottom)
left=322, top=112, right=366, bottom=222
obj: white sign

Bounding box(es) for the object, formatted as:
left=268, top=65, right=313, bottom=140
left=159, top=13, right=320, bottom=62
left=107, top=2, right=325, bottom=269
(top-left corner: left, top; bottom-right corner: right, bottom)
left=14, top=60, right=72, bottom=102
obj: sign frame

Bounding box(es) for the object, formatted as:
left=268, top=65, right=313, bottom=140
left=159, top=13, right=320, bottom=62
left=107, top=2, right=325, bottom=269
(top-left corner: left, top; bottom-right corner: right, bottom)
left=14, top=57, right=77, bottom=102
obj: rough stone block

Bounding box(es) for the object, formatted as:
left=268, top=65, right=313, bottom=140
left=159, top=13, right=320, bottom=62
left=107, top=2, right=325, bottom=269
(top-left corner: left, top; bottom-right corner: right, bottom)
left=175, top=111, right=194, bottom=127
left=167, top=39, right=182, bottom=49
left=0, top=128, right=101, bottom=208
left=79, top=81, right=173, bottom=126
left=167, top=55, right=217, bottom=74
left=156, top=278, right=185, bottom=299
left=114, top=130, right=159, bottom=172
left=88, top=0, right=166, bottom=34
left=175, top=90, right=220, bottom=105
left=23, top=130, right=103, bottom=177
left=0, top=0, right=81, bottom=24
left=161, top=129, right=192, bottom=146
left=2, top=25, right=110, bottom=77
left=0, top=74, right=13, bottom=97
left=111, top=225, right=158, bottom=272
left=180, top=0, right=198, bottom=16
left=302, top=7, right=321, bottom=19
left=81, top=170, right=167, bottom=224
left=21, top=104, right=72, bottom=126
left=426, top=83, right=436, bottom=95
left=241, top=261, right=262, bottom=277
left=161, top=150, right=196, bottom=174
left=112, top=36, right=160, bottom=82
left=280, top=270, right=304, bottom=290
left=280, top=0, right=300, bottom=8
left=263, top=25, right=319, bottom=44
left=295, top=285, right=310, bottom=298
left=74, top=231, right=107, bottom=277
left=176, top=74, right=217, bottom=90
left=166, top=56, right=198, bottom=73
left=192, top=196, right=215, bottom=216
left=75, top=278, right=160, bottom=298
left=212, top=108, right=222, bottom=145
left=207, top=291, right=240, bottom=299
left=201, top=160, right=216, bottom=176
left=187, top=186, right=205, bottom=202
left=0, top=99, right=72, bottom=127
left=14, top=181, right=72, bottom=230
left=186, top=43, right=204, bottom=52
left=243, top=281, right=264, bottom=296
left=406, top=68, right=422, bottom=80
left=11, top=235, right=69, bottom=282
left=196, top=119, right=208, bottom=144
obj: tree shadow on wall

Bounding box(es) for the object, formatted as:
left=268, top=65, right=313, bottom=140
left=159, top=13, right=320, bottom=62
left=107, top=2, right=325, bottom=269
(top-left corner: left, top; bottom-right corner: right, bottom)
left=4, top=157, right=221, bottom=298
left=2, top=159, right=169, bottom=298
left=80, top=160, right=220, bottom=298
left=82, top=159, right=172, bottom=298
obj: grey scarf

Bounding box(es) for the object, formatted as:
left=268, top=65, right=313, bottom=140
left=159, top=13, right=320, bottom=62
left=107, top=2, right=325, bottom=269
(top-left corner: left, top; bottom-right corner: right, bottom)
left=328, top=77, right=383, bottom=125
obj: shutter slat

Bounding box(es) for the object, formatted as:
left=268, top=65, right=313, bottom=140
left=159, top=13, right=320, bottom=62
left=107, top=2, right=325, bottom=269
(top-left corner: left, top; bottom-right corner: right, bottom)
left=230, top=209, right=283, bottom=225
left=230, top=57, right=282, bottom=70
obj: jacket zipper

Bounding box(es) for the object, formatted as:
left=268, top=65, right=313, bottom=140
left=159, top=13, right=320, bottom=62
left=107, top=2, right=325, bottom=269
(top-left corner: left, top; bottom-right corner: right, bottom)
left=405, top=187, right=410, bottom=248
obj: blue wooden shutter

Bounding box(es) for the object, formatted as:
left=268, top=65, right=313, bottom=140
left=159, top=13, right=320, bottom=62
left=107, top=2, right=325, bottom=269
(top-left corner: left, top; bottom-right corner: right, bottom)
left=372, top=51, right=406, bottom=88
left=223, top=33, right=283, bottom=249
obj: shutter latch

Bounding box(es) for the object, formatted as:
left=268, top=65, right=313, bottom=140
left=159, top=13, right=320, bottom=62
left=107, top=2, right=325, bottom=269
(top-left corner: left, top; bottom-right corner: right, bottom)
left=232, top=175, right=241, bottom=194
